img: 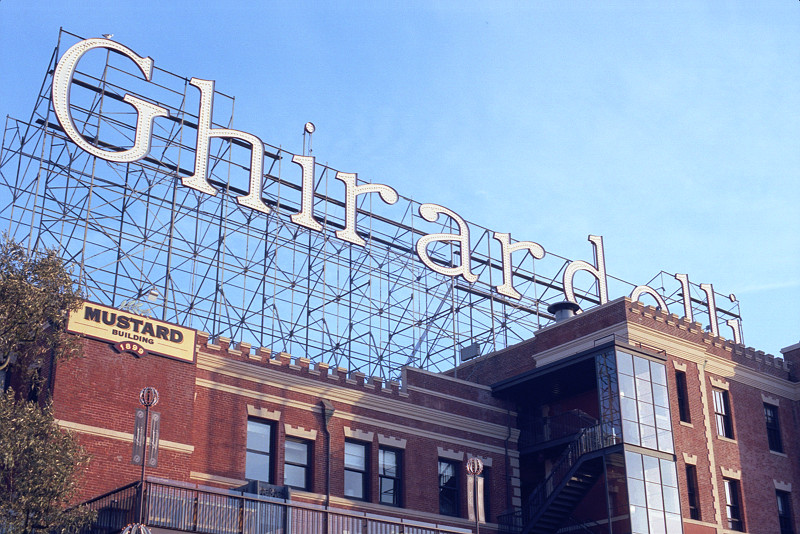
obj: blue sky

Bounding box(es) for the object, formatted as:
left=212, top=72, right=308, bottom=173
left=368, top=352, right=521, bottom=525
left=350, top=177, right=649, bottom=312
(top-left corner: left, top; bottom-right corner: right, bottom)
left=1, top=1, right=798, bottom=356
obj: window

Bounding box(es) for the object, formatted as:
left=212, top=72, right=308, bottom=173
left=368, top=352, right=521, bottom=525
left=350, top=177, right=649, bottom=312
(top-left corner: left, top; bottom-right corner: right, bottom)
left=675, top=370, right=691, bottom=423
left=724, top=478, right=744, bottom=531
left=685, top=464, right=700, bottom=520
left=765, top=404, right=783, bottom=453
left=245, top=419, right=272, bottom=482
left=617, top=351, right=674, bottom=454
left=344, top=441, right=368, bottom=500
left=284, top=438, right=311, bottom=490
left=713, top=389, right=734, bottom=439
left=777, top=490, right=794, bottom=534
left=379, top=448, right=402, bottom=506
left=438, top=459, right=459, bottom=517
left=624, top=451, right=681, bottom=534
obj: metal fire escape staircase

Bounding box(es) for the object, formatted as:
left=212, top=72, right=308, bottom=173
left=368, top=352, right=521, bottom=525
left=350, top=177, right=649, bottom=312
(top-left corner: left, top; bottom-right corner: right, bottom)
left=501, top=423, right=621, bottom=534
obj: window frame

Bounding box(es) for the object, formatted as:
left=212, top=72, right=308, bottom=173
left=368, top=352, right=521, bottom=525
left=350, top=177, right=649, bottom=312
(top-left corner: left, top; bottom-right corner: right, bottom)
left=378, top=447, right=402, bottom=507
left=283, top=437, right=311, bottom=490
left=685, top=464, right=700, bottom=520
left=245, top=418, right=274, bottom=483
left=765, top=403, right=784, bottom=453
left=777, top=490, right=794, bottom=534
left=713, top=388, right=734, bottom=439
left=675, top=370, right=691, bottom=423
left=344, top=440, right=369, bottom=501
left=724, top=478, right=744, bottom=532
left=438, top=459, right=460, bottom=517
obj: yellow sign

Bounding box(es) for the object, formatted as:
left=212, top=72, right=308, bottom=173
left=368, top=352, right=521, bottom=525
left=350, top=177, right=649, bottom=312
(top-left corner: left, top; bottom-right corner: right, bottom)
left=68, top=302, right=196, bottom=363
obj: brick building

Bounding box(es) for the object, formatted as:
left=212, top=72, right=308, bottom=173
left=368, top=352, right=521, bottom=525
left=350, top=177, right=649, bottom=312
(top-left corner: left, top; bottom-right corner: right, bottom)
left=48, top=296, right=799, bottom=534
left=0, top=32, right=794, bottom=534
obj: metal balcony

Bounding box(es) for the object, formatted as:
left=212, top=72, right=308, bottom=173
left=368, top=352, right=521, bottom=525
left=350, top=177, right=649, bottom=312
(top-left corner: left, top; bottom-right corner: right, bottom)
left=77, top=478, right=472, bottom=534
left=499, top=424, right=621, bottom=534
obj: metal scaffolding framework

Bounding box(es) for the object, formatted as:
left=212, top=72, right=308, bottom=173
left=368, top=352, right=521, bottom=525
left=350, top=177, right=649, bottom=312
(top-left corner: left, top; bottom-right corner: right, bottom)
left=0, top=31, right=741, bottom=380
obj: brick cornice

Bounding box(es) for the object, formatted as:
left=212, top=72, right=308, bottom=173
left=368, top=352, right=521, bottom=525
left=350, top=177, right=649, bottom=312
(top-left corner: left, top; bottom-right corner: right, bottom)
left=195, top=377, right=517, bottom=455
left=627, top=323, right=800, bottom=400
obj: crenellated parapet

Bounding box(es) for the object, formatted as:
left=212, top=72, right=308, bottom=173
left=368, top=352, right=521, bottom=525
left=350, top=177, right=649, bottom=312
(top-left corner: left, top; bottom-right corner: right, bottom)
left=625, top=298, right=790, bottom=379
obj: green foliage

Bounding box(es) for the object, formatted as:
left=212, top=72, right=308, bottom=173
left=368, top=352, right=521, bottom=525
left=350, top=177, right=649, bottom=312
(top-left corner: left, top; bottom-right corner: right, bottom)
left=0, top=389, right=94, bottom=533
left=0, top=236, right=83, bottom=394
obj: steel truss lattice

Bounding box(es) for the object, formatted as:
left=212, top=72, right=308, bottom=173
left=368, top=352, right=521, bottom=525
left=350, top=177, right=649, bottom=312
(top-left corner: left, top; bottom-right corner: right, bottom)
left=0, top=31, right=741, bottom=380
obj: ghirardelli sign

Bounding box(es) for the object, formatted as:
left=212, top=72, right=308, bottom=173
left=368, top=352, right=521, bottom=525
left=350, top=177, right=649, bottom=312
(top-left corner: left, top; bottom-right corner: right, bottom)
left=51, top=37, right=742, bottom=344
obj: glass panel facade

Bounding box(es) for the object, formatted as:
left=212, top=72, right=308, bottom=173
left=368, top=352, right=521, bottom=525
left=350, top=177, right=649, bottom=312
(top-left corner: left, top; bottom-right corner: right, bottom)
left=626, top=451, right=682, bottom=534
left=618, top=351, right=674, bottom=454
left=596, top=350, right=622, bottom=439
left=618, top=351, right=681, bottom=533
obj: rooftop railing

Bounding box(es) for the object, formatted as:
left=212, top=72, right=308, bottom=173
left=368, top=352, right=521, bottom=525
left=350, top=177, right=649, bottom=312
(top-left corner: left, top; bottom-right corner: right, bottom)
left=78, top=478, right=473, bottom=534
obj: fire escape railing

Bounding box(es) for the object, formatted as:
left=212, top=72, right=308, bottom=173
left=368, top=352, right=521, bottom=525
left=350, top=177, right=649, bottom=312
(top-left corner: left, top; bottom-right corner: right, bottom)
left=517, top=410, right=597, bottom=450
left=498, top=423, right=621, bottom=534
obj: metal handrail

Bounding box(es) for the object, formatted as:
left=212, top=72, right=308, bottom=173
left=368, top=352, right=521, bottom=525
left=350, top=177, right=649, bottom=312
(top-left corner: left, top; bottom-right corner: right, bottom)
left=557, top=513, right=603, bottom=534
left=498, top=423, right=619, bottom=534
left=78, top=479, right=473, bottom=534
left=518, top=410, right=597, bottom=449
left=524, top=424, right=618, bottom=523
left=497, top=509, right=523, bottom=534
left=74, top=482, right=139, bottom=533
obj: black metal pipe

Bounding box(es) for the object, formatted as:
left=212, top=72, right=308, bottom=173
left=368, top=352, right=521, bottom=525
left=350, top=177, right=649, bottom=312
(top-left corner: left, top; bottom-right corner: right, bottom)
left=320, top=400, right=335, bottom=534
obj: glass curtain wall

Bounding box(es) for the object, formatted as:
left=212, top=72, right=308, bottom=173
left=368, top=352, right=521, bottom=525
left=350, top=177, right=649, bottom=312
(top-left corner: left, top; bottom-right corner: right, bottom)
left=616, top=350, right=682, bottom=534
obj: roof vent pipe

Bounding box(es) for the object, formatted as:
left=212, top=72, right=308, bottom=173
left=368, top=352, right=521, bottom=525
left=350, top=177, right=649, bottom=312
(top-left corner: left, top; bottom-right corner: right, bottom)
left=547, top=301, right=581, bottom=322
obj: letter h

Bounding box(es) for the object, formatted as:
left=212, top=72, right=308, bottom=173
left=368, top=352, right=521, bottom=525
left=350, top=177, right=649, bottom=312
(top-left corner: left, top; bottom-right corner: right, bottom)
left=182, top=78, right=271, bottom=214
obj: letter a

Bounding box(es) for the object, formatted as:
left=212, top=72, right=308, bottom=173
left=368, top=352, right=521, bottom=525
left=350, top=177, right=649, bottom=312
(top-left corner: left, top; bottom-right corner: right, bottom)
left=416, top=204, right=478, bottom=284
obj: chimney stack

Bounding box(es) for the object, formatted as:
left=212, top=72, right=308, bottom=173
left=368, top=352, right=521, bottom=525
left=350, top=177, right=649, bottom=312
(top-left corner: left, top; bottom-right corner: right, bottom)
left=547, top=301, right=581, bottom=322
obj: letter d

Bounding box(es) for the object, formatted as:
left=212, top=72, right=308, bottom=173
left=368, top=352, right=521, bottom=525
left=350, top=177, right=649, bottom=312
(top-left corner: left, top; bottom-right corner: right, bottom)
left=563, top=235, right=608, bottom=305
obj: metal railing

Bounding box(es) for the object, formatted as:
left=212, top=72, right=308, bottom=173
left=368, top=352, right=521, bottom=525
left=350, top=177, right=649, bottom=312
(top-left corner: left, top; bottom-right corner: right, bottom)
left=498, top=424, right=620, bottom=534
left=79, top=479, right=473, bottom=534
left=526, top=424, right=615, bottom=515
left=517, top=410, right=597, bottom=449
left=77, top=482, right=139, bottom=533
left=496, top=511, right=522, bottom=534
left=556, top=514, right=604, bottom=534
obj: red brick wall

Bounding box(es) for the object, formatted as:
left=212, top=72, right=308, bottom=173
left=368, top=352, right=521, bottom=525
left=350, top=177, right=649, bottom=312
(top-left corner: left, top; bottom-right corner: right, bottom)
left=52, top=334, right=196, bottom=500
left=190, top=343, right=515, bottom=527
left=655, top=314, right=800, bottom=534
left=53, top=329, right=516, bottom=531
